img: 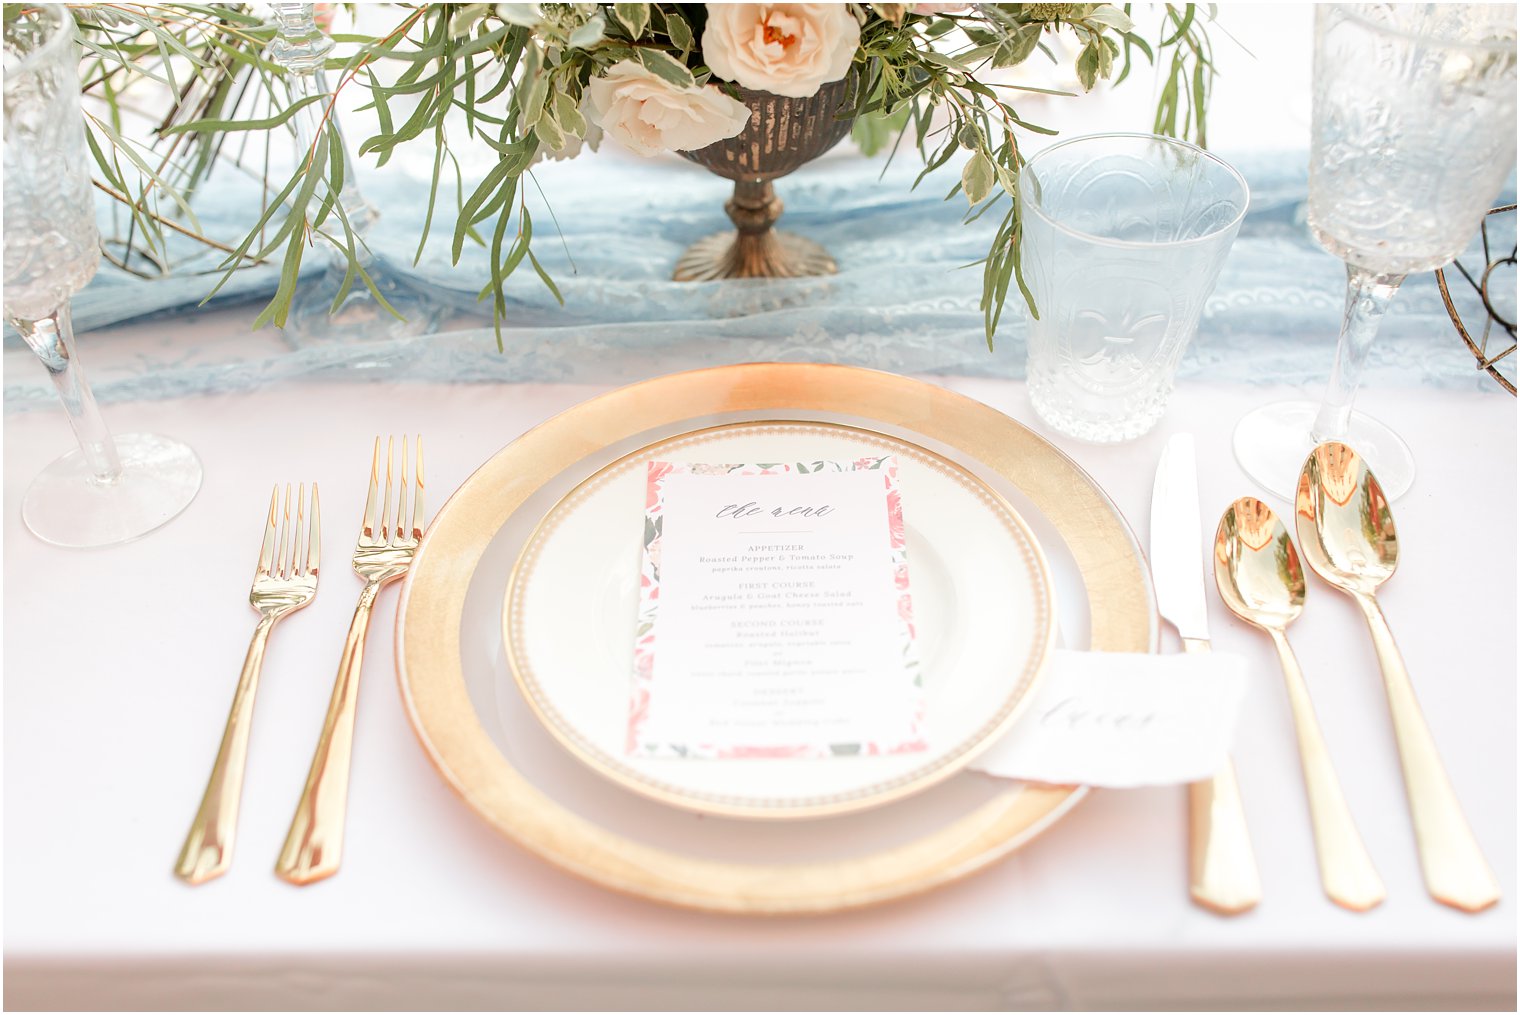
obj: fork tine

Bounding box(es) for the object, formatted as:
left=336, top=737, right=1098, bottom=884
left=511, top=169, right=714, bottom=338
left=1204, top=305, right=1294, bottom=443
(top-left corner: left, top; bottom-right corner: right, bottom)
left=392, top=435, right=409, bottom=548
left=412, top=435, right=425, bottom=539
left=276, top=484, right=293, bottom=578
left=293, top=483, right=307, bottom=576
left=308, top=483, right=321, bottom=576
left=362, top=437, right=381, bottom=541
left=257, top=485, right=278, bottom=576
left=381, top=436, right=395, bottom=543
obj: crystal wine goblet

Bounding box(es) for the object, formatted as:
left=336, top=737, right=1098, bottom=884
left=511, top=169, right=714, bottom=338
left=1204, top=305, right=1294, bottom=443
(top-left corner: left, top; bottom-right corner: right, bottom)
left=4, top=6, right=202, bottom=547
left=1233, top=4, right=1517, bottom=500
left=266, top=3, right=448, bottom=347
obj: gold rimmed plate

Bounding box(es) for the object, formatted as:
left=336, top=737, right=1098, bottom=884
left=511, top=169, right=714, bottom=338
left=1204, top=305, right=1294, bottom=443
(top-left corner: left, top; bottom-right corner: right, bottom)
left=396, top=363, right=1155, bottom=915
left=503, top=420, right=1057, bottom=820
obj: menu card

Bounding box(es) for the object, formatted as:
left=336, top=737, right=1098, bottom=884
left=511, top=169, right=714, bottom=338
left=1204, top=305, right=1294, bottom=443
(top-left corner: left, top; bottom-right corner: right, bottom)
left=628, top=458, right=924, bottom=759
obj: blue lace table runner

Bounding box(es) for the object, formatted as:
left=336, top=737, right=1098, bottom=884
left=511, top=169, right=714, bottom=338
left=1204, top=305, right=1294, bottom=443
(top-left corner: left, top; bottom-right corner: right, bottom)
left=5, top=149, right=1513, bottom=407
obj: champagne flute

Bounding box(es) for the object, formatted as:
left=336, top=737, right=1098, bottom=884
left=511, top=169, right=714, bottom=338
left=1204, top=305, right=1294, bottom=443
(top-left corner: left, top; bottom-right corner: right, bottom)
left=1233, top=4, right=1517, bottom=500
left=4, top=7, right=201, bottom=547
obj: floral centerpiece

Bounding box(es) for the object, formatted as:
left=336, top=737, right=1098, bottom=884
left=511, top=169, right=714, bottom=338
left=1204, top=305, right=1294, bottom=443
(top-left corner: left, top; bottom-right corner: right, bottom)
left=64, top=3, right=1215, bottom=345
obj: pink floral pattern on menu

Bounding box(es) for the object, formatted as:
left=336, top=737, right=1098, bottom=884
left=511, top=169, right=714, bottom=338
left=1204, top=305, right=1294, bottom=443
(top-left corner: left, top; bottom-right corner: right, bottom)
left=629, top=457, right=924, bottom=759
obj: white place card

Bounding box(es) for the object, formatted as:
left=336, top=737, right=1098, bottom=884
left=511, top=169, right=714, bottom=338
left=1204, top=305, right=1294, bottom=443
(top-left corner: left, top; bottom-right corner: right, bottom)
left=970, top=650, right=1251, bottom=788
left=629, top=458, right=924, bottom=759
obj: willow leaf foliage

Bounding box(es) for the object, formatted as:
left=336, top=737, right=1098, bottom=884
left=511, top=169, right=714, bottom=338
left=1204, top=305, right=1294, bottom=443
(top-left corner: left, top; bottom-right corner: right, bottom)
left=67, top=2, right=1217, bottom=347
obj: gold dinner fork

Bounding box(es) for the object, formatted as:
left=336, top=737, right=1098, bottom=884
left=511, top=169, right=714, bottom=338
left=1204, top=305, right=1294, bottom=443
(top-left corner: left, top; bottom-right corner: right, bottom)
left=176, top=483, right=320, bottom=885
left=277, top=436, right=423, bottom=885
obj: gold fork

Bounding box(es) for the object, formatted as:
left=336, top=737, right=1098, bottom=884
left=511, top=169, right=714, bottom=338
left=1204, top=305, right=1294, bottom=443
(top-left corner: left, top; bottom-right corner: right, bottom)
left=176, top=483, right=320, bottom=885
left=277, top=436, right=423, bottom=885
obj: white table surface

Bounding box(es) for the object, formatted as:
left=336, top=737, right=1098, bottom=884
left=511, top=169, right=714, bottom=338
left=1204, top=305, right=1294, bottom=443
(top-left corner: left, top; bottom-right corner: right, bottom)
left=6, top=6, right=1516, bottom=1008
left=4, top=371, right=1515, bottom=1011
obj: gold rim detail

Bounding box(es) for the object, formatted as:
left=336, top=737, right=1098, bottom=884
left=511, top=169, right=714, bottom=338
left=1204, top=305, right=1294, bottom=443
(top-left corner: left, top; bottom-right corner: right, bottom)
left=503, top=421, right=1055, bottom=819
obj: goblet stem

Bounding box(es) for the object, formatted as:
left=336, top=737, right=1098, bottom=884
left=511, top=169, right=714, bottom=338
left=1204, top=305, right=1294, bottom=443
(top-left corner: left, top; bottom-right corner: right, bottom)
left=271, top=3, right=377, bottom=247
left=12, top=304, right=121, bottom=485
left=1312, top=265, right=1406, bottom=442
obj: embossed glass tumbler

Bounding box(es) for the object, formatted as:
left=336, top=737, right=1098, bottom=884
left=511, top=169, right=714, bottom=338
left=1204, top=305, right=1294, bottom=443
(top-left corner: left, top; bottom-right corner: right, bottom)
left=1233, top=4, right=1518, bottom=501
left=4, top=7, right=201, bottom=547
left=1019, top=133, right=1248, bottom=442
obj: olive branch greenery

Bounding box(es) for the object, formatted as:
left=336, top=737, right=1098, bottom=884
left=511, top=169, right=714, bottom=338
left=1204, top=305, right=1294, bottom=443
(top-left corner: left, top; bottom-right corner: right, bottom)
left=41, top=2, right=1217, bottom=348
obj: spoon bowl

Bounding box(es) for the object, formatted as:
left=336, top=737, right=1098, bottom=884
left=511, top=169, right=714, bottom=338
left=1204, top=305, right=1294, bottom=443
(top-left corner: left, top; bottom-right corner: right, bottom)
left=1294, top=441, right=1398, bottom=594
left=1214, top=497, right=1306, bottom=631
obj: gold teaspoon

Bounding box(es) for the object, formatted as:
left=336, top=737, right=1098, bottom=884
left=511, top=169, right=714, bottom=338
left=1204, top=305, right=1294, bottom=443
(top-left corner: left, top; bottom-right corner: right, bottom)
left=1215, top=497, right=1385, bottom=911
left=1295, top=442, right=1499, bottom=913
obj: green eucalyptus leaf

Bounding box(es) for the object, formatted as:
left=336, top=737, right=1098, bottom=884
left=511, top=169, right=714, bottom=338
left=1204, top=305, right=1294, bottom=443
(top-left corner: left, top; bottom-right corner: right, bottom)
left=568, top=13, right=606, bottom=48
left=518, top=50, right=550, bottom=127
left=614, top=2, right=650, bottom=38
left=497, top=3, right=544, bottom=28
left=635, top=47, right=695, bottom=88
left=160, top=93, right=324, bottom=135
left=994, top=162, right=1019, bottom=197
left=961, top=152, right=994, bottom=205
left=666, top=10, right=694, bottom=54
left=853, top=104, right=910, bottom=157
left=1075, top=42, right=1101, bottom=90
left=553, top=89, right=586, bottom=136
left=1083, top=5, right=1135, bottom=32
left=535, top=107, right=565, bottom=151
left=993, top=24, right=1042, bottom=67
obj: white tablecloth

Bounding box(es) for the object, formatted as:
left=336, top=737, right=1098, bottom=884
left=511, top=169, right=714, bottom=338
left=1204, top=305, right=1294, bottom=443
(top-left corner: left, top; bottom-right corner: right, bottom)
left=4, top=373, right=1514, bottom=1011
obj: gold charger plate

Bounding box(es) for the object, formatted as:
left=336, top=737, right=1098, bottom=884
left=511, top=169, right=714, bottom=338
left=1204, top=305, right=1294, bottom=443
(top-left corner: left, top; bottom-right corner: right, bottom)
left=396, top=363, right=1155, bottom=915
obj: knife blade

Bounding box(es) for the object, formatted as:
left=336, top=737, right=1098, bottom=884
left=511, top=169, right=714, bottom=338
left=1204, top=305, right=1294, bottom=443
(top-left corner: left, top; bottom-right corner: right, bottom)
left=1151, top=432, right=1210, bottom=644
left=1149, top=431, right=1262, bottom=915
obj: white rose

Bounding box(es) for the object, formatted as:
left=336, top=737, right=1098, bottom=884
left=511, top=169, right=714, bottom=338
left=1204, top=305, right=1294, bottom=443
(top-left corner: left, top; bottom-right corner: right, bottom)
left=702, top=4, right=860, bottom=99
left=584, top=60, right=752, bottom=157
left=910, top=3, right=970, bottom=13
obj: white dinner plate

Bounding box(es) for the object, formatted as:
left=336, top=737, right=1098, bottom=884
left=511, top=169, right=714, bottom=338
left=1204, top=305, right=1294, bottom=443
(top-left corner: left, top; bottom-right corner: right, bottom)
left=503, top=420, right=1057, bottom=819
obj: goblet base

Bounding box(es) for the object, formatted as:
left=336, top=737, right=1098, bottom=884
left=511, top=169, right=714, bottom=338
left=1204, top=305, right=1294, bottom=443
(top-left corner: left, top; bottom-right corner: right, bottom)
left=279, top=263, right=450, bottom=350
left=1232, top=401, right=1415, bottom=502
left=673, top=230, right=837, bottom=281
left=23, top=433, right=203, bottom=548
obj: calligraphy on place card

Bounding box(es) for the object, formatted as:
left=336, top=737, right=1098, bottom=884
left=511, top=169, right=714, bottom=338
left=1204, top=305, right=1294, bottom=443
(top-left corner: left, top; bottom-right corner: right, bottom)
left=629, top=458, right=925, bottom=759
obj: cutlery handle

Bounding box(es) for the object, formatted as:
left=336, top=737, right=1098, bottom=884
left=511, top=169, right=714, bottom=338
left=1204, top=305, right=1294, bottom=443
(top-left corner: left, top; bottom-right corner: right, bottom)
left=175, top=614, right=277, bottom=885
left=1267, top=629, right=1385, bottom=911
left=1356, top=595, right=1499, bottom=912
left=277, top=580, right=380, bottom=885
left=1182, top=638, right=1262, bottom=915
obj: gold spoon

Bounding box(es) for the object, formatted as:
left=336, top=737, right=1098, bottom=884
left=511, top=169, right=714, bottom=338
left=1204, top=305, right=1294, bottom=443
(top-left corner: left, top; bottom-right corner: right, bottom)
left=1215, top=496, right=1385, bottom=911
left=1295, top=442, right=1499, bottom=913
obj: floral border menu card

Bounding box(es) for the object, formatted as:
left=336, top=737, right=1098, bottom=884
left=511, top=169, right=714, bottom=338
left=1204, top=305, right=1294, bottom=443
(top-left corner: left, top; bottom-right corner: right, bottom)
left=629, top=458, right=924, bottom=759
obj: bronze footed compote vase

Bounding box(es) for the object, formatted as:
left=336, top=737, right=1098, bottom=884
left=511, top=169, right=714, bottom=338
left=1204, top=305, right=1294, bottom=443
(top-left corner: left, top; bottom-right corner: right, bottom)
left=675, top=75, right=856, bottom=281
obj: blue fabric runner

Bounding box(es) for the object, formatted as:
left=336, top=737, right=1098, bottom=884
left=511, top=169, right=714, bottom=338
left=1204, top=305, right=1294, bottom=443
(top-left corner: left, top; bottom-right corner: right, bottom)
left=5, top=147, right=1513, bottom=407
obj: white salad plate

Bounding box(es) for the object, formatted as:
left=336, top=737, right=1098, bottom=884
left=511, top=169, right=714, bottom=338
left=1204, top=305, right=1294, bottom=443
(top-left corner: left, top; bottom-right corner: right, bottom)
left=503, top=420, right=1057, bottom=819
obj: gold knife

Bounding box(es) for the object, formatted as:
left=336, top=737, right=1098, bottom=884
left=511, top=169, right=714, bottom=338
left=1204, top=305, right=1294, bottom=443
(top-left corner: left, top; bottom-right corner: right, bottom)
left=1152, top=433, right=1262, bottom=914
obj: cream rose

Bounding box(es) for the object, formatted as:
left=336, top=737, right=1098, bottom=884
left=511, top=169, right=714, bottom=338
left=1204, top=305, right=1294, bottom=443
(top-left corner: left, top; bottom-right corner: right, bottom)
left=702, top=4, right=860, bottom=99
left=910, top=3, right=970, bottom=12
left=584, top=60, right=751, bottom=157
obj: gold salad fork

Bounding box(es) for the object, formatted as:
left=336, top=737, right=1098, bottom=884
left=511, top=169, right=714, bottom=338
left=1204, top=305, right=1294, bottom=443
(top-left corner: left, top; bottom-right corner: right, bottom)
left=176, top=484, right=320, bottom=885
left=277, top=436, right=423, bottom=885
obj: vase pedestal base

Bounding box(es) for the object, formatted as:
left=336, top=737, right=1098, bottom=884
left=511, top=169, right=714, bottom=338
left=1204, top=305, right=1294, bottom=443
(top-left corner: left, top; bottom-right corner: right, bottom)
left=673, top=229, right=838, bottom=281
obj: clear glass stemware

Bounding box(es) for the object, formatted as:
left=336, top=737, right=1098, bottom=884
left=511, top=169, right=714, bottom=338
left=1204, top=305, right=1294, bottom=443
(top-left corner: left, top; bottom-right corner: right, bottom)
left=267, top=3, right=448, bottom=347
left=1233, top=4, right=1518, bottom=500
left=3, top=6, right=202, bottom=547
